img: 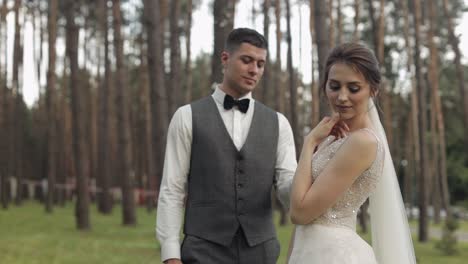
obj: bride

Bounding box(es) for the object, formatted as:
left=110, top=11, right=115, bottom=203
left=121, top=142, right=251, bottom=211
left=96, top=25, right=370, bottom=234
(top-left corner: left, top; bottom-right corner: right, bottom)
left=288, top=43, right=416, bottom=263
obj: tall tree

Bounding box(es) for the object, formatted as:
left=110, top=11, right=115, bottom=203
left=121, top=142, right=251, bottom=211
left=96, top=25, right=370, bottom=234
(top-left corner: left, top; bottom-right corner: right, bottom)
left=184, top=0, right=193, bottom=103
left=314, top=0, right=329, bottom=105
left=66, top=0, right=90, bottom=230
left=45, top=0, right=58, bottom=213
left=0, top=0, right=9, bottom=209
left=274, top=0, right=283, bottom=112
left=328, top=0, right=335, bottom=47
left=353, top=0, right=360, bottom=41
left=97, top=0, right=113, bottom=214
left=428, top=0, right=451, bottom=221
left=211, top=0, right=236, bottom=84
left=412, top=0, right=429, bottom=242
left=260, top=0, right=270, bottom=104
left=144, top=0, right=167, bottom=207
left=398, top=0, right=418, bottom=211
left=168, top=0, right=181, bottom=116
left=12, top=0, right=24, bottom=205
left=441, top=0, right=468, bottom=154
left=336, top=0, right=342, bottom=44
left=285, top=0, right=300, bottom=158
left=309, top=0, right=320, bottom=126
left=112, top=0, right=136, bottom=226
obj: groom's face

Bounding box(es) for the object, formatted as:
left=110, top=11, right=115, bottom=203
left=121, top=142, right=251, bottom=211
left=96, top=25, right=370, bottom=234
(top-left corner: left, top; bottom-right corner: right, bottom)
left=221, top=43, right=267, bottom=97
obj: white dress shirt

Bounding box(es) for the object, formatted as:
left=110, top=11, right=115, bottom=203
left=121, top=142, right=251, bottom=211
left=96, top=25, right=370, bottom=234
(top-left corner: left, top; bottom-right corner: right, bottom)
left=156, top=87, right=297, bottom=261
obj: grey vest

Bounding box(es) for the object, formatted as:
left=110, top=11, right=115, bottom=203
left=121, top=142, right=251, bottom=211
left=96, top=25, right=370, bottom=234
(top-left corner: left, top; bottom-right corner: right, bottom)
left=184, top=96, right=279, bottom=247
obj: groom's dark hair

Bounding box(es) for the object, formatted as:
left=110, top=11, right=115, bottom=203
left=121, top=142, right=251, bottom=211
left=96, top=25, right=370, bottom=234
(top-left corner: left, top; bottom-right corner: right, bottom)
left=225, top=28, right=268, bottom=53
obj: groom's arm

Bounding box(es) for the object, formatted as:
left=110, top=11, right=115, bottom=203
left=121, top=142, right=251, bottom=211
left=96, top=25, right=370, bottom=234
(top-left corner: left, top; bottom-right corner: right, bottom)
left=274, top=113, right=297, bottom=209
left=156, top=105, right=192, bottom=262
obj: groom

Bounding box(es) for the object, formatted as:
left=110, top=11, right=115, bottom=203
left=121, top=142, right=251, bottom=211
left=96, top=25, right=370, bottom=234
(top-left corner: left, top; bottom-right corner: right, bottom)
left=156, top=28, right=297, bottom=264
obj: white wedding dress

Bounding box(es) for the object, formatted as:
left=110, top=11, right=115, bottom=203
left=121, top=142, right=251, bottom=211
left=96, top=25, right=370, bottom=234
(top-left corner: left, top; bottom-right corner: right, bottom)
left=289, top=129, right=384, bottom=264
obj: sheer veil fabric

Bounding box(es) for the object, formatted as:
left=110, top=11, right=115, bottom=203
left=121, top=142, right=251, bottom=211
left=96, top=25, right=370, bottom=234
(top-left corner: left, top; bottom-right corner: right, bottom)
left=368, top=98, right=417, bottom=263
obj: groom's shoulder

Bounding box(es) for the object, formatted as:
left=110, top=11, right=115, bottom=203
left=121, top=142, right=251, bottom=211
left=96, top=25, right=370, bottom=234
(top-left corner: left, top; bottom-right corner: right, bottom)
left=190, top=96, right=213, bottom=108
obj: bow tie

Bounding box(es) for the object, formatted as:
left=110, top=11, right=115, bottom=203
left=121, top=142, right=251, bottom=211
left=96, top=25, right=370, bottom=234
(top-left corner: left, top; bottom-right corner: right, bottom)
left=223, top=94, right=250, bottom=113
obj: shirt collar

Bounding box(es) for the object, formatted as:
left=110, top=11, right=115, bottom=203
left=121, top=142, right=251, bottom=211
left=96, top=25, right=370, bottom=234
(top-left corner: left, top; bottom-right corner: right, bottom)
left=212, top=85, right=253, bottom=105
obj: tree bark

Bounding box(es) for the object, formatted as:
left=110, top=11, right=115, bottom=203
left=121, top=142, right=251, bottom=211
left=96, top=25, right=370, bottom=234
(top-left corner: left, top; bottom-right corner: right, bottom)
left=353, top=0, right=360, bottom=41
left=412, top=0, right=429, bottom=242
left=168, top=0, right=181, bottom=116
left=12, top=0, right=24, bottom=205
left=211, top=0, right=236, bottom=84
left=309, top=0, right=319, bottom=127
left=260, top=0, right=271, bottom=104
left=285, top=0, right=300, bottom=159
left=314, top=0, right=329, bottom=109
left=184, top=0, right=193, bottom=104
left=274, top=0, right=283, bottom=112
left=112, top=0, right=136, bottom=226
left=45, top=0, right=58, bottom=213
left=66, top=0, right=90, bottom=230
left=441, top=0, right=468, bottom=154
left=144, top=0, right=167, bottom=207
left=97, top=0, right=113, bottom=214
left=428, top=0, right=451, bottom=221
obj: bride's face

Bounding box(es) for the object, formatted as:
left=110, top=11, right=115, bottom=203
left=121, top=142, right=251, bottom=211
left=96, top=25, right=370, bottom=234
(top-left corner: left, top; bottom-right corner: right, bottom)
left=325, top=63, right=372, bottom=122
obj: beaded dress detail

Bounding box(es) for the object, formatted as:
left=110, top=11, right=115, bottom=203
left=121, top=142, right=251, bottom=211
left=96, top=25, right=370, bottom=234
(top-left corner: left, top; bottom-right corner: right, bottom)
left=289, top=128, right=384, bottom=264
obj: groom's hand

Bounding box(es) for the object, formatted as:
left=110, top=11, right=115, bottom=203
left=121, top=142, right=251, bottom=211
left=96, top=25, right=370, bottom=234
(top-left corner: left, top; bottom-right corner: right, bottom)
left=164, top=259, right=182, bottom=264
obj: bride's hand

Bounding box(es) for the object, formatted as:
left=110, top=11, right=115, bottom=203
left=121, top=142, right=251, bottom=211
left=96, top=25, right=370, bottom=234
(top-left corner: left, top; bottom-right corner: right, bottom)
left=304, top=113, right=349, bottom=146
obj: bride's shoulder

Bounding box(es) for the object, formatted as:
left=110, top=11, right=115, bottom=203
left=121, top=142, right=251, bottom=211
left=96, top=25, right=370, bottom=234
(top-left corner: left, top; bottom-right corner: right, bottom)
left=341, top=129, right=379, bottom=158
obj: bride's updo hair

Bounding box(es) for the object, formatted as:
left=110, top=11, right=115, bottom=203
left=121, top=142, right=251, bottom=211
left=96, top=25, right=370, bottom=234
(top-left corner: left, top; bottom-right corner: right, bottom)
left=321, top=42, right=381, bottom=97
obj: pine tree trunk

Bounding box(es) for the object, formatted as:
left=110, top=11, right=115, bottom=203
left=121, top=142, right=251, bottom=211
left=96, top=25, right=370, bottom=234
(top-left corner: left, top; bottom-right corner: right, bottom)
left=97, top=0, right=113, bottom=214
left=429, top=0, right=451, bottom=221
left=336, top=0, right=342, bottom=45
left=285, top=0, right=300, bottom=159
left=168, top=0, right=181, bottom=116
left=260, top=0, right=271, bottom=104
left=441, top=0, right=468, bottom=154
left=184, top=0, right=193, bottom=104
left=112, top=0, right=136, bottom=226
left=12, top=0, right=23, bottom=205
left=274, top=0, right=283, bottom=112
left=144, top=0, right=167, bottom=207
left=314, top=0, right=329, bottom=115
left=66, top=0, right=90, bottom=230
left=412, top=0, right=429, bottom=242
left=309, top=0, right=319, bottom=126
left=0, top=0, right=9, bottom=209
left=45, top=0, right=58, bottom=213
left=211, top=0, right=236, bottom=85
left=328, top=0, right=335, bottom=47
left=353, top=0, right=360, bottom=41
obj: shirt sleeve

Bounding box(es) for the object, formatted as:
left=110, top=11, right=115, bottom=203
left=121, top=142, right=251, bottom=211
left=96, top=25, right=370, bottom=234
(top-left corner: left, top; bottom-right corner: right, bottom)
left=156, top=105, right=192, bottom=262
left=274, top=112, right=297, bottom=210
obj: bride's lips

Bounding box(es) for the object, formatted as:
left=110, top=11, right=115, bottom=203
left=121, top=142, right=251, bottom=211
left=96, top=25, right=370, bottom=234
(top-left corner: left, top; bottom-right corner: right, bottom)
left=336, top=105, right=352, bottom=112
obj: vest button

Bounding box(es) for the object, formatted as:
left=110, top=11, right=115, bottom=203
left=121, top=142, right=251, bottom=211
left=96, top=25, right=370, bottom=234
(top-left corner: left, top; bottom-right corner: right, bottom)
left=237, top=154, right=243, bottom=160
left=237, top=183, right=243, bottom=188
left=238, top=168, right=244, bottom=174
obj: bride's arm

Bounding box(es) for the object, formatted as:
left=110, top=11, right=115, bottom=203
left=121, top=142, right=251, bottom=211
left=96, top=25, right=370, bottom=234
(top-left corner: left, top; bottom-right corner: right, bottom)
left=290, top=130, right=377, bottom=225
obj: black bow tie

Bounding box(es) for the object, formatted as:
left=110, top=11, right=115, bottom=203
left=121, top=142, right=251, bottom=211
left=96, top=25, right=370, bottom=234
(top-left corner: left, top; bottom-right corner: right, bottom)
left=223, top=94, right=250, bottom=113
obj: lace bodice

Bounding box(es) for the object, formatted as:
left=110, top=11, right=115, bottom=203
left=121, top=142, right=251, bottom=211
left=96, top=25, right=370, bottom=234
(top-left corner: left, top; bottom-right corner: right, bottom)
left=311, top=128, right=384, bottom=230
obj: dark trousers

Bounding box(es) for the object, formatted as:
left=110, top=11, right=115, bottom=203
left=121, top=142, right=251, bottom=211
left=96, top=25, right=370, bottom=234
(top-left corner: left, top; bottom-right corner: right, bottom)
left=181, top=229, right=280, bottom=264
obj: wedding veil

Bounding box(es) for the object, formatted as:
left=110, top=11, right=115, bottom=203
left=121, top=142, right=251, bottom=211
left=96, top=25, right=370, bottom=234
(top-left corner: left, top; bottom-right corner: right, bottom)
left=368, top=98, right=417, bottom=263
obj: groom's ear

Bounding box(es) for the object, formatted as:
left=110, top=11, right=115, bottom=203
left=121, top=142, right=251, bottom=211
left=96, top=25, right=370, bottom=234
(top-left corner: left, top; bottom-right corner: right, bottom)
left=221, top=51, right=230, bottom=66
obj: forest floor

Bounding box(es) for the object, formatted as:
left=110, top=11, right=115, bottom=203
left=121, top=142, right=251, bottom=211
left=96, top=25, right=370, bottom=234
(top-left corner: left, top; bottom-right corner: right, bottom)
left=1, top=201, right=468, bottom=264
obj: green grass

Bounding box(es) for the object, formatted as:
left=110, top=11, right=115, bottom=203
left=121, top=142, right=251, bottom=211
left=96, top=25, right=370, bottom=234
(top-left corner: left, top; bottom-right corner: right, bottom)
left=1, top=201, right=468, bottom=263
left=0, top=201, right=159, bottom=264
